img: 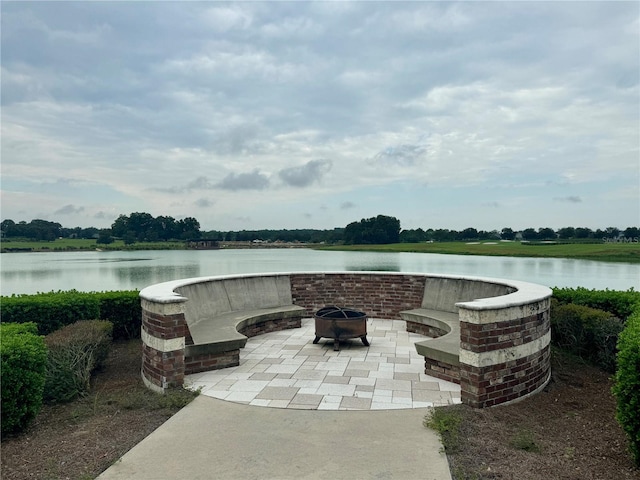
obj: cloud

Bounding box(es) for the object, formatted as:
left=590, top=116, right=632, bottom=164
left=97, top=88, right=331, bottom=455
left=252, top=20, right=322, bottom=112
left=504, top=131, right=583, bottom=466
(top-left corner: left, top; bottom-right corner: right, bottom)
left=0, top=2, right=637, bottom=231
left=373, top=144, right=427, bottom=167
left=54, top=204, right=84, bottom=215
left=278, top=159, right=332, bottom=187
left=217, top=170, right=270, bottom=191
left=195, top=198, right=214, bottom=208
left=553, top=196, right=583, bottom=203
left=482, top=202, right=501, bottom=208
left=187, top=177, right=216, bottom=190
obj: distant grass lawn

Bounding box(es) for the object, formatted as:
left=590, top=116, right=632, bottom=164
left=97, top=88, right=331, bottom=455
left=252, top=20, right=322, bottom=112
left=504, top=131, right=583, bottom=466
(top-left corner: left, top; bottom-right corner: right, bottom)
left=319, top=241, right=640, bottom=263
left=0, top=238, right=185, bottom=252
left=2, top=238, right=639, bottom=262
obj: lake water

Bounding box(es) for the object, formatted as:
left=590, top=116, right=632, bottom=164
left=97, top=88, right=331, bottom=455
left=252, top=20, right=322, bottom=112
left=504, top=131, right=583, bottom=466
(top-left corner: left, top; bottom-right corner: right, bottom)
left=1, top=248, right=638, bottom=296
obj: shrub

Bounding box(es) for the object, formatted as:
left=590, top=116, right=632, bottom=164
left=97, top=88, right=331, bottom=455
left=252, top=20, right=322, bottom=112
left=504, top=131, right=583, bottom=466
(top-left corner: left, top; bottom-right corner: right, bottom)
left=0, top=290, right=141, bottom=340
left=43, top=320, right=113, bottom=404
left=0, top=291, right=100, bottom=335
left=95, top=290, right=141, bottom=339
left=613, top=307, right=640, bottom=467
left=1, top=322, right=47, bottom=436
left=552, top=287, right=640, bottom=321
left=551, top=302, right=624, bottom=372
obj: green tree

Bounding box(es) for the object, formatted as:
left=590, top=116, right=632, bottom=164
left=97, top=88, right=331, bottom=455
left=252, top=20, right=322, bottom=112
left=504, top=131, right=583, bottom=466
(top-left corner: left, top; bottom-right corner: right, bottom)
left=538, top=227, right=556, bottom=240
left=344, top=215, right=400, bottom=244
left=96, top=229, right=114, bottom=245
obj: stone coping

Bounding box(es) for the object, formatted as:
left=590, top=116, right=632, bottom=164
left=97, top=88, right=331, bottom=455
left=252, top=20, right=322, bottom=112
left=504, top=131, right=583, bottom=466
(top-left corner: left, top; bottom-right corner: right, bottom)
left=139, top=271, right=552, bottom=309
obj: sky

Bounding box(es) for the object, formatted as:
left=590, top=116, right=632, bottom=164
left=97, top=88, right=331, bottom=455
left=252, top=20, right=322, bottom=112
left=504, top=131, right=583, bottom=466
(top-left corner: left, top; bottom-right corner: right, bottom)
left=1, top=1, right=639, bottom=232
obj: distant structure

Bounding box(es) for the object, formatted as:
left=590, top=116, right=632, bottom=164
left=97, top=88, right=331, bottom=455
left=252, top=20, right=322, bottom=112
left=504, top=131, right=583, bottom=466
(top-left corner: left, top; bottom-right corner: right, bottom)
left=185, top=239, right=219, bottom=250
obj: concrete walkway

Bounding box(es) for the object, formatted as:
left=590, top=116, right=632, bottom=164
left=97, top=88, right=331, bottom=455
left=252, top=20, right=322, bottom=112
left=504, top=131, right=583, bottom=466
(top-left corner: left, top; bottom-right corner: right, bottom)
left=97, top=395, right=452, bottom=480
left=99, top=319, right=454, bottom=479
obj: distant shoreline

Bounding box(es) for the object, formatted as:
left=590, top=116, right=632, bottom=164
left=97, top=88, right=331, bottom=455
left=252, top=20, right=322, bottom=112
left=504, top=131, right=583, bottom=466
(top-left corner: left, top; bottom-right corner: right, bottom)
left=1, top=239, right=638, bottom=263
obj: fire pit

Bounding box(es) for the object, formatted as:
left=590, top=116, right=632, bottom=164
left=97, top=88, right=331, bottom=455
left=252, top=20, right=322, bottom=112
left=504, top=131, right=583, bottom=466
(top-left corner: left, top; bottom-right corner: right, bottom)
left=313, top=306, right=370, bottom=351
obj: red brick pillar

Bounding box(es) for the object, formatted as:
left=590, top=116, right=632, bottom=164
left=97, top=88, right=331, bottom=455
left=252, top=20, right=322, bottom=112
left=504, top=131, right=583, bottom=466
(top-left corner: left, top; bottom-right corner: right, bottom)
left=140, top=297, right=188, bottom=393
left=458, top=297, right=552, bottom=408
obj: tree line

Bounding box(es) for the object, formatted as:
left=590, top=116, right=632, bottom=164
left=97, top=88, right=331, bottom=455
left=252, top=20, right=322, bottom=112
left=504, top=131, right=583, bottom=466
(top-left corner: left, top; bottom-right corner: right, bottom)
left=1, top=214, right=638, bottom=245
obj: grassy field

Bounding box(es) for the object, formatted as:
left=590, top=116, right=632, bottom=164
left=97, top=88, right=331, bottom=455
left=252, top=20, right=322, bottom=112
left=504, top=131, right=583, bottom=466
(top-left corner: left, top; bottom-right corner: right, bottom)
left=0, top=238, right=185, bottom=252
left=320, top=241, right=640, bottom=263
left=2, top=238, right=639, bottom=262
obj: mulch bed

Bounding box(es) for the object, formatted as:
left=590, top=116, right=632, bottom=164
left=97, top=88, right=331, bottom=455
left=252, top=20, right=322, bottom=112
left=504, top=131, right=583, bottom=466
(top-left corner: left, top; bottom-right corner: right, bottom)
left=447, top=349, right=639, bottom=479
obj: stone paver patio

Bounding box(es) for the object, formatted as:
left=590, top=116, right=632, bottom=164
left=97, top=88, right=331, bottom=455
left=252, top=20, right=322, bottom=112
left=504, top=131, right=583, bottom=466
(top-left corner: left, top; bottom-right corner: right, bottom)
left=185, top=318, right=462, bottom=410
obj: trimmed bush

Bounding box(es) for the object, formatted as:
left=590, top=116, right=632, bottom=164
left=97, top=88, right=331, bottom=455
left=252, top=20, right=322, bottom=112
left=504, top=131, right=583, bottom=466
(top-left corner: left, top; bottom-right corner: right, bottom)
left=43, top=320, right=113, bottom=404
left=95, top=290, right=142, bottom=339
left=551, top=301, right=624, bottom=372
left=1, top=290, right=141, bottom=340
left=613, top=307, right=640, bottom=467
left=552, top=287, right=640, bottom=321
left=0, top=291, right=100, bottom=335
left=1, top=322, right=47, bottom=436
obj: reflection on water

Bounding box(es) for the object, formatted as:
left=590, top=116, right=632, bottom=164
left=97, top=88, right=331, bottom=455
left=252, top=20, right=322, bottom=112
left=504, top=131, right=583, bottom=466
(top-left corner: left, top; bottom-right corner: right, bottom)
left=1, top=249, right=638, bottom=295
left=113, top=264, right=201, bottom=285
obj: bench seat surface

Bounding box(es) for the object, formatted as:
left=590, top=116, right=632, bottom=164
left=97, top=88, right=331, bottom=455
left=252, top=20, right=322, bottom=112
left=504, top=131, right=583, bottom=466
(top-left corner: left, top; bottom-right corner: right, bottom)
left=187, top=305, right=306, bottom=353
left=400, top=308, right=460, bottom=367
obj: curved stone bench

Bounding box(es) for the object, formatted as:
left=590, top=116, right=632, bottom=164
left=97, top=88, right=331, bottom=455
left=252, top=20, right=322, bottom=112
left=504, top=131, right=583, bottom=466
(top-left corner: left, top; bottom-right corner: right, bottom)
left=140, top=272, right=552, bottom=408
left=400, top=309, right=460, bottom=378
left=399, top=276, right=518, bottom=384
left=140, top=274, right=305, bottom=388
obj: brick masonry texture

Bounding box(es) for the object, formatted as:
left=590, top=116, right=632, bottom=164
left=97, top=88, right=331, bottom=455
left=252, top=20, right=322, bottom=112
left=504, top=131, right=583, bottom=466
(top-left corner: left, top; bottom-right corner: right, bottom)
left=142, top=309, right=188, bottom=340
left=425, top=358, right=460, bottom=383
left=185, top=350, right=240, bottom=375
left=238, top=318, right=302, bottom=338
left=460, top=345, right=551, bottom=408
left=290, top=273, right=425, bottom=318
left=460, top=311, right=549, bottom=353
left=405, top=321, right=448, bottom=338
left=142, top=344, right=185, bottom=389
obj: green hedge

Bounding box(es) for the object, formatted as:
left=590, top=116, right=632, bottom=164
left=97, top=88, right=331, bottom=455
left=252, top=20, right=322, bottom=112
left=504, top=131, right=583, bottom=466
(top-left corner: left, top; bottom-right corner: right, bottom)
left=1, top=322, right=48, bottom=436
left=95, top=291, right=141, bottom=339
left=552, top=287, right=640, bottom=320
left=43, top=320, right=113, bottom=404
left=0, top=290, right=141, bottom=340
left=550, top=301, right=624, bottom=372
left=613, top=307, right=640, bottom=467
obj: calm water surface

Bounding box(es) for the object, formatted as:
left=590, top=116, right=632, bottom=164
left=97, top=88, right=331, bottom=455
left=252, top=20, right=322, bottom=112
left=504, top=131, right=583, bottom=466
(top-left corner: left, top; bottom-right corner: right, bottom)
left=1, top=249, right=638, bottom=295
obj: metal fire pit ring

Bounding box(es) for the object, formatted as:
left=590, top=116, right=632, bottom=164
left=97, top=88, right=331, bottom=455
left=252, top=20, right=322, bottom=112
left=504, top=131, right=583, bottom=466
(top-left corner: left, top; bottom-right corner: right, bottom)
left=312, top=305, right=370, bottom=351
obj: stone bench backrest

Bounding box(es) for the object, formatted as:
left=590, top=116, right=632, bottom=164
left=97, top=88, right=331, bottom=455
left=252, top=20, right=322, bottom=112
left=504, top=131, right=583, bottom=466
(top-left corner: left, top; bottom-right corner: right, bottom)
left=176, top=275, right=294, bottom=327
left=421, top=277, right=516, bottom=313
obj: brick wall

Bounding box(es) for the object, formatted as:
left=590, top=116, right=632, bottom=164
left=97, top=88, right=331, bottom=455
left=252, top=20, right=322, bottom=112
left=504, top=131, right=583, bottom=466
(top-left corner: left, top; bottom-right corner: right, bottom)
left=238, top=318, right=302, bottom=338
left=290, top=272, right=425, bottom=318
left=185, top=350, right=240, bottom=375
left=458, top=301, right=551, bottom=408
left=141, top=300, right=188, bottom=392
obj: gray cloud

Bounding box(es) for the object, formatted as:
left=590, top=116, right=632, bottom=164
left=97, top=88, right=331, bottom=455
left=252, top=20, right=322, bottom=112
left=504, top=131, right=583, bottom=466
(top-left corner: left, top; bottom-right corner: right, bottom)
left=154, top=176, right=216, bottom=194
left=217, top=170, right=270, bottom=191
left=374, top=144, right=427, bottom=167
left=195, top=198, right=214, bottom=208
left=54, top=204, right=84, bottom=215
left=340, top=201, right=356, bottom=210
left=553, top=196, right=583, bottom=203
left=482, top=202, right=500, bottom=208
left=279, top=159, right=332, bottom=187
